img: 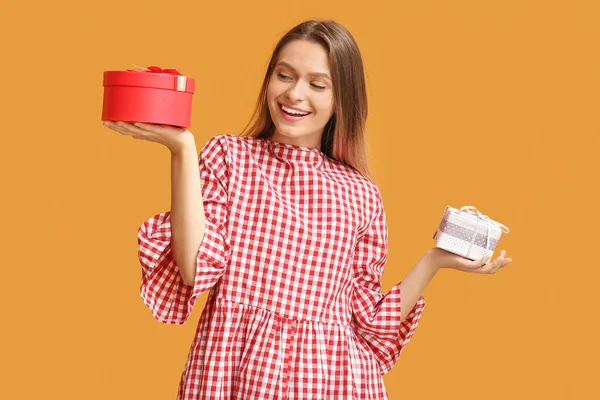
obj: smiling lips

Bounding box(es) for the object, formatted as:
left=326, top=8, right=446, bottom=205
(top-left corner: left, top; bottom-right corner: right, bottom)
left=278, top=103, right=311, bottom=122
left=279, top=103, right=311, bottom=115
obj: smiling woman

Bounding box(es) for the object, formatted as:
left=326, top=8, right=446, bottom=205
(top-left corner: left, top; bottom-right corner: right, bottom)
left=135, top=19, right=431, bottom=400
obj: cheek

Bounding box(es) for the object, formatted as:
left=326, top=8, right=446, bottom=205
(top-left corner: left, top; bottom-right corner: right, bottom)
left=267, top=81, right=283, bottom=102
left=266, top=87, right=278, bottom=110
left=266, top=85, right=281, bottom=115
left=315, top=97, right=334, bottom=115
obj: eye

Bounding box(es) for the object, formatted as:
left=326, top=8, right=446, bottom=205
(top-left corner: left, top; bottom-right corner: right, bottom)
left=277, top=72, right=327, bottom=90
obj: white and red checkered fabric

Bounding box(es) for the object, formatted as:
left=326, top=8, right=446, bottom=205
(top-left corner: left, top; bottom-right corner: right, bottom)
left=137, top=134, right=426, bottom=399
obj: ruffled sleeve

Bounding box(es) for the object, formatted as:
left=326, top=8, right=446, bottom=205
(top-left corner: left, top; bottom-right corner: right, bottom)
left=350, top=193, right=426, bottom=375
left=137, top=135, right=231, bottom=325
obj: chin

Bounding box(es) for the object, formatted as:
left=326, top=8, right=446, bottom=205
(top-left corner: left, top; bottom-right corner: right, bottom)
left=273, top=127, right=296, bottom=138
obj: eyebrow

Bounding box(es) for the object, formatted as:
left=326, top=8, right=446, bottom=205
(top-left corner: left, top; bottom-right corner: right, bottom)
left=276, top=61, right=332, bottom=81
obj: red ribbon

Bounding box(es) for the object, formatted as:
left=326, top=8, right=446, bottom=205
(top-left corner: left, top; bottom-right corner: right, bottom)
left=127, top=65, right=182, bottom=76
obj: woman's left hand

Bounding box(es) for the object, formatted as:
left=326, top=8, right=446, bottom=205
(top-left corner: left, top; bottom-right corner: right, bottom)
left=426, top=247, right=513, bottom=274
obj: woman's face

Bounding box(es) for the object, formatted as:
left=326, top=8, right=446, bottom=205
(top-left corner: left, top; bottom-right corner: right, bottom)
left=267, top=39, right=335, bottom=148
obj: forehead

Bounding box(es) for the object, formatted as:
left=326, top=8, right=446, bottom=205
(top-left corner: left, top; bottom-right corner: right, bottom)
left=277, top=40, right=331, bottom=77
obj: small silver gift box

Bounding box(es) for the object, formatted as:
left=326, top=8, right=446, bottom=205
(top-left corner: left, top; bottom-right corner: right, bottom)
left=432, top=205, right=510, bottom=262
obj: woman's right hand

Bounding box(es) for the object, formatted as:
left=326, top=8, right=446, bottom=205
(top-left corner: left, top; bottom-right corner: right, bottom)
left=425, top=247, right=513, bottom=274
left=102, top=120, right=195, bottom=154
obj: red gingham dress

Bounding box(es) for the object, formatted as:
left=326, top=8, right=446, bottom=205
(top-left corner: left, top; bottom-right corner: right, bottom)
left=137, top=134, right=426, bottom=399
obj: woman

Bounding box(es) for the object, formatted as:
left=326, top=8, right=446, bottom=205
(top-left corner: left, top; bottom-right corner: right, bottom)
left=104, top=19, right=512, bottom=400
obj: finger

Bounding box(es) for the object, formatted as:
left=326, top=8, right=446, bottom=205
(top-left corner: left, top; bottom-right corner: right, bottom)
left=499, top=257, right=513, bottom=269
left=133, top=122, right=156, bottom=129
left=113, top=121, right=154, bottom=139
left=480, top=261, right=499, bottom=274
left=134, top=121, right=185, bottom=134
left=103, top=120, right=116, bottom=129
left=461, top=255, right=489, bottom=272
left=488, top=252, right=513, bottom=274
left=116, top=121, right=148, bottom=134
left=103, top=121, right=130, bottom=135
left=488, top=250, right=507, bottom=265
left=472, top=254, right=498, bottom=273
left=471, top=254, right=491, bottom=268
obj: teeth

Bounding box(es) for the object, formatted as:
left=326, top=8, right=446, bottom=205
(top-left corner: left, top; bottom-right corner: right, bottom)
left=281, top=104, right=309, bottom=115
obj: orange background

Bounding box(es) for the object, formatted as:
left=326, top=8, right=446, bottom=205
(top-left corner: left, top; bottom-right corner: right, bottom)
left=1, top=0, right=598, bottom=398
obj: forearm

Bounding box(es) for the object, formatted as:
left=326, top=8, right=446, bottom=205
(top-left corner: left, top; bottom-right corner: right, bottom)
left=399, top=250, right=440, bottom=323
left=170, top=139, right=206, bottom=286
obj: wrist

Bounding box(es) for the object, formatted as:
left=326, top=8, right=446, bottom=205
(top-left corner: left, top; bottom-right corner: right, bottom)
left=423, top=248, right=443, bottom=272
left=170, top=132, right=196, bottom=155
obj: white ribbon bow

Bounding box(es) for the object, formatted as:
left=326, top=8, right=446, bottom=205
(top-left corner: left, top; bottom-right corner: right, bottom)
left=458, top=205, right=510, bottom=258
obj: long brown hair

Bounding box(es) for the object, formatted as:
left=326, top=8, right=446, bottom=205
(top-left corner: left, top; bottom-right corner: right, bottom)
left=239, top=19, right=374, bottom=183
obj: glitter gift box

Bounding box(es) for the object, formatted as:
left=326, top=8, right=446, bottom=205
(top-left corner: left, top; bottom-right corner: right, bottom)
left=101, top=65, right=196, bottom=128
left=432, top=205, right=510, bottom=262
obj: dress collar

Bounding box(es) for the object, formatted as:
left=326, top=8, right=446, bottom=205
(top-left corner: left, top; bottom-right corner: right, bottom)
left=258, top=137, right=325, bottom=169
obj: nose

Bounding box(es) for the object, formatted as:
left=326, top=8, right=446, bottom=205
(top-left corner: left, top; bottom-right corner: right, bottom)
left=286, top=82, right=305, bottom=102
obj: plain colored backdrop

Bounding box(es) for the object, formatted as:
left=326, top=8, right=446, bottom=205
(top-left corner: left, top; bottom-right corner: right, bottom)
left=1, top=0, right=597, bottom=398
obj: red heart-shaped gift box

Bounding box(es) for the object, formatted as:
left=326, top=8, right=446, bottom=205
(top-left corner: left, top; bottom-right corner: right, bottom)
left=101, top=66, right=196, bottom=128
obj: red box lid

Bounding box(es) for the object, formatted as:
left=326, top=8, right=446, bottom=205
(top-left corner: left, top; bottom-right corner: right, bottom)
left=103, top=70, right=195, bottom=94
